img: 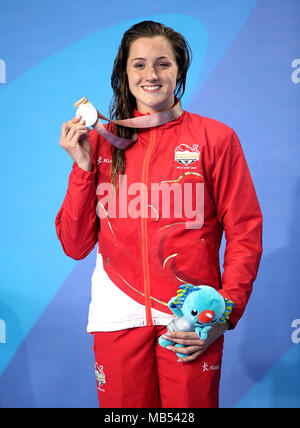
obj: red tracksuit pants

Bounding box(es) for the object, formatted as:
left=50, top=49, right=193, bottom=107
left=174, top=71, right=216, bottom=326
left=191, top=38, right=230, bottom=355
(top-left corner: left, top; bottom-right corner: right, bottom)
left=93, top=325, right=224, bottom=408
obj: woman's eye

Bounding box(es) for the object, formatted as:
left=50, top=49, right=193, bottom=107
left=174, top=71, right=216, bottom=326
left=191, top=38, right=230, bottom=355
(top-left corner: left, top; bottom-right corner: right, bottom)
left=134, top=63, right=144, bottom=69
left=159, top=63, right=170, bottom=68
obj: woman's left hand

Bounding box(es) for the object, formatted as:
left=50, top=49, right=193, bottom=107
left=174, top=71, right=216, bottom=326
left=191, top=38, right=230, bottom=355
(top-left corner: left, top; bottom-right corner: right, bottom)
left=161, top=321, right=230, bottom=362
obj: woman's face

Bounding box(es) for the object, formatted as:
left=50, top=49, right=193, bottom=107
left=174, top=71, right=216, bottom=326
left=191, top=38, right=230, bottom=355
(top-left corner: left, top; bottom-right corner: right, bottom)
left=126, top=36, right=180, bottom=114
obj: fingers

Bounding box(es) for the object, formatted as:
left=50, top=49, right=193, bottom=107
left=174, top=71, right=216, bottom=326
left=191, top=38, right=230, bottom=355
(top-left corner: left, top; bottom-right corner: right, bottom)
left=67, top=125, right=88, bottom=140
left=161, top=331, right=204, bottom=346
left=165, top=344, right=204, bottom=362
left=71, top=115, right=87, bottom=126
left=161, top=331, right=207, bottom=363
left=61, top=115, right=86, bottom=136
left=166, top=344, right=203, bottom=354
left=177, top=350, right=203, bottom=363
left=59, top=116, right=91, bottom=169
left=161, top=327, right=227, bottom=363
left=60, top=116, right=89, bottom=147
left=60, top=128, right=89, bottom=150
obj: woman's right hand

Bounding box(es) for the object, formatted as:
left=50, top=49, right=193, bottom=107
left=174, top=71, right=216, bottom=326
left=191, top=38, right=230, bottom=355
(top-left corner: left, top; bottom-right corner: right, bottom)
left=60, top=115, right=92, bottom=172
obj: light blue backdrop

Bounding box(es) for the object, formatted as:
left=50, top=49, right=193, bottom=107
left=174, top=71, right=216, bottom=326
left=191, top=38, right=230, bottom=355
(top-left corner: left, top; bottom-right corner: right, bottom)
left=0, top=0, right=299, bottom=408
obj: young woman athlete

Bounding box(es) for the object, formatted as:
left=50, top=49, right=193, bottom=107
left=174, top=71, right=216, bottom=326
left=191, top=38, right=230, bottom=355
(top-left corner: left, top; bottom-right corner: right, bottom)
left=56, top=21, right=263, bottom=408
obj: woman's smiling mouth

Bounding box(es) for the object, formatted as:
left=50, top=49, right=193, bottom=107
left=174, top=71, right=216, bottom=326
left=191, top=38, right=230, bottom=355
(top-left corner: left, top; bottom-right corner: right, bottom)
left=141, top=85, right=162, bottom=93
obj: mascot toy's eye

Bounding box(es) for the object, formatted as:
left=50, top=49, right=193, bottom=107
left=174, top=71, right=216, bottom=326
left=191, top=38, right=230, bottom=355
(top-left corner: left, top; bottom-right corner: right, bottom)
left=191, top=309, right=198, bottom=316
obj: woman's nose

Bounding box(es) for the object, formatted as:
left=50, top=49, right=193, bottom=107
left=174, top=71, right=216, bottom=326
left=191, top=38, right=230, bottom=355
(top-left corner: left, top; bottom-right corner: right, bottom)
left=145, top=66, right=159, bottom=81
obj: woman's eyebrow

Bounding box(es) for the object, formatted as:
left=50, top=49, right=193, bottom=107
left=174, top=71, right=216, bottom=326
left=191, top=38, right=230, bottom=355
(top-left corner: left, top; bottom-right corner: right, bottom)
left=130, top=56, right=170, bottom=62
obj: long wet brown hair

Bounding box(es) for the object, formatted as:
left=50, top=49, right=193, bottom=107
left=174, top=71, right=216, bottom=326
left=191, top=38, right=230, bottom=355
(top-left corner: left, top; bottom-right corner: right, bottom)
left=109, top=21, right=192, bottom=185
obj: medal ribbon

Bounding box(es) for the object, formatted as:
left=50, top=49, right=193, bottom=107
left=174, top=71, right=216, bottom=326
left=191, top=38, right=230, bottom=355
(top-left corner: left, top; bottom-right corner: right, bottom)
left=74, top=97, right=184, bottom=150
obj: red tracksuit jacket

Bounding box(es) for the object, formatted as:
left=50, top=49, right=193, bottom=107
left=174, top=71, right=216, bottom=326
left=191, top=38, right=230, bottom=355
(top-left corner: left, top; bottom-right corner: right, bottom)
left=55, top=107, right=263, bottom=331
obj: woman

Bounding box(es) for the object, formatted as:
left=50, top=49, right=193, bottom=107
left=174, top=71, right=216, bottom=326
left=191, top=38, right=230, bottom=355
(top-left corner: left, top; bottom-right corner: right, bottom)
left=56, top=21, right=263, bottom=408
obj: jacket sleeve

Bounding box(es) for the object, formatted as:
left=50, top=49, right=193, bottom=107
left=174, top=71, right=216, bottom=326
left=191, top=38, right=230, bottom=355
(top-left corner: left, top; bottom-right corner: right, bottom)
left=55, top=130, right=100, bottom=260
left=212, top=130, right=263, bottom=328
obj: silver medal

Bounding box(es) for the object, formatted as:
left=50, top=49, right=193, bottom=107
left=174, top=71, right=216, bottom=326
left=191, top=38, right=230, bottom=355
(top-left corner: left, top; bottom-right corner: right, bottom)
left=76, top=103, right=98, bottom=127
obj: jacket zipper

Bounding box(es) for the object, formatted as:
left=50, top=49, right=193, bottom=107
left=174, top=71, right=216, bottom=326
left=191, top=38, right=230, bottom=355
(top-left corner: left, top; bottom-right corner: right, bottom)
left=141, top=126, right=156, bottom=326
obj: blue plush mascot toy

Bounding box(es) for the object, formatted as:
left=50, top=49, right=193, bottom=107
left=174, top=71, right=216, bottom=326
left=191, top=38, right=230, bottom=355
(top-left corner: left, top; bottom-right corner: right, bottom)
left=159, top=284, right=234, bottom=358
